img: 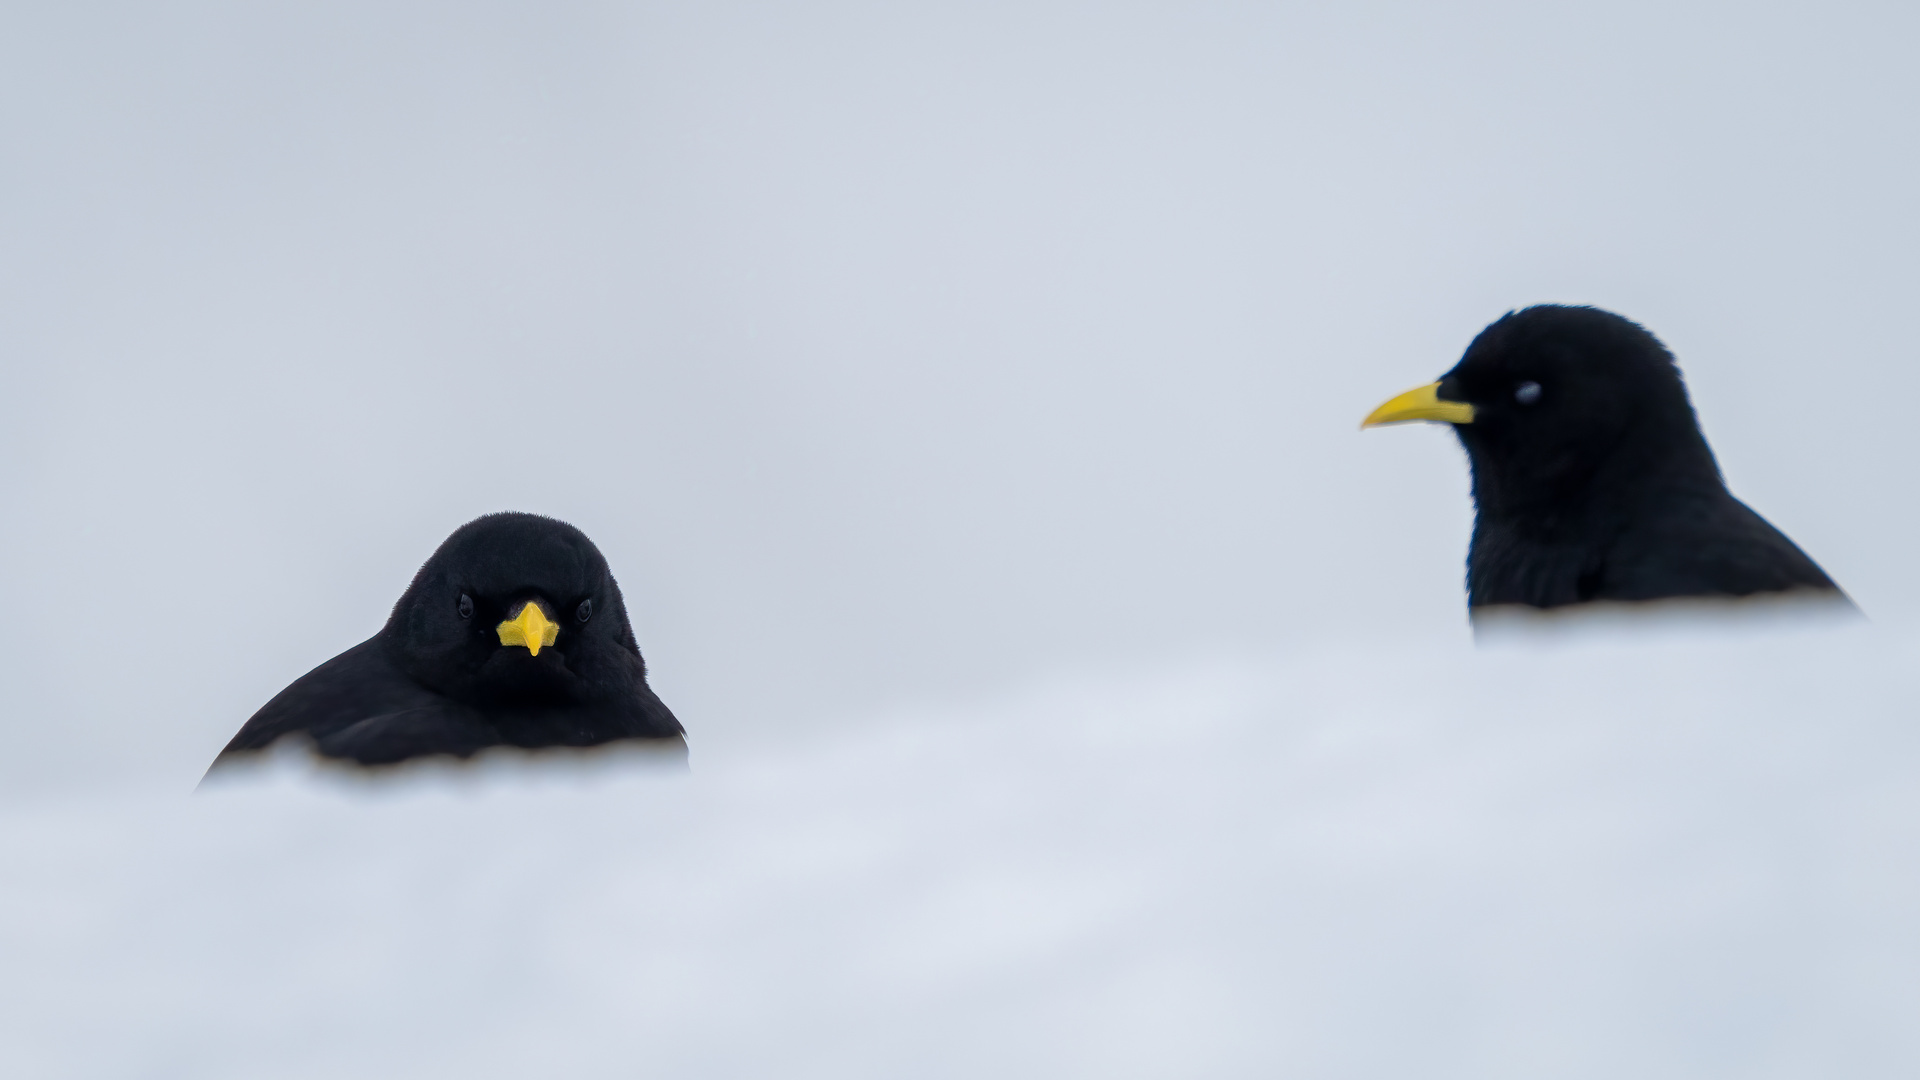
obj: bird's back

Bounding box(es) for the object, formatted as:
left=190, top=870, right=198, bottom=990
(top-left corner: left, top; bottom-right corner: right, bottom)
left=210, top=638, right=498, bottom=768
left=1469, top=488, right=1842, bottom=610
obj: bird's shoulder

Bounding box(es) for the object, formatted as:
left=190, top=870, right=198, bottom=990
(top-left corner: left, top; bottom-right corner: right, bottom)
left=214, top=637, right=465, bottom=757
left=1603, top=491, right=1840, bottom=600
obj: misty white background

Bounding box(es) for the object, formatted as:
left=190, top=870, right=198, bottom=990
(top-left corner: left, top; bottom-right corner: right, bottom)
left=8, top=4, right=1920, bottom=1075
left=5, top=1, right=1914, bottom=797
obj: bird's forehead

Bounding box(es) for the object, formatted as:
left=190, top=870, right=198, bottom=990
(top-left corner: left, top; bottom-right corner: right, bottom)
left=1457, top=307, right=1657, bottom=379
left=1457, top=326, right=1583, bottom=380
left=447, top=533, right=600, bottom=597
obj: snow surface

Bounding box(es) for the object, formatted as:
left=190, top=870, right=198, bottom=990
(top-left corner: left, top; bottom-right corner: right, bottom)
left=6, top=621, right=1919, bottom=1078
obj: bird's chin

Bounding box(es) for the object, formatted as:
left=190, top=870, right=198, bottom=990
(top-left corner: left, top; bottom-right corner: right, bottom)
left=474, top=648, right=584, bottom=703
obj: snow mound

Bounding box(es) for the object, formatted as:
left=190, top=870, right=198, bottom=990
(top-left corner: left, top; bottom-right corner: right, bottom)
left=5, top=622, right=1919, bottom=1078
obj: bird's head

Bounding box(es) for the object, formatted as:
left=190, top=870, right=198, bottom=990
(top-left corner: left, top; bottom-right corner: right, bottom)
left=1364, top=305, right=1721, bottom=520
left=382, top=512, right=648, bottom=707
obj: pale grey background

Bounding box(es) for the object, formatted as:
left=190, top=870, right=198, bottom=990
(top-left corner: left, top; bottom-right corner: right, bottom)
left=3, top=1, right=1914, bottom=800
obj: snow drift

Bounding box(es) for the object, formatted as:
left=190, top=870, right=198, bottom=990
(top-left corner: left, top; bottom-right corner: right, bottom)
left=4, top=620, right=1918, bottom=1078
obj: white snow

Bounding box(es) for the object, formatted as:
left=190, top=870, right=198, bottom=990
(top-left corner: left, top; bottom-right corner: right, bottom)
left=5, top=619, right=1918, bottom=1078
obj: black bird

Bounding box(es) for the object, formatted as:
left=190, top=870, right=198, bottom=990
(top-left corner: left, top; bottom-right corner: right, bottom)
left=1363, top=305, right=1848, bottom=615
left=208, top=512, right=684, bottom=772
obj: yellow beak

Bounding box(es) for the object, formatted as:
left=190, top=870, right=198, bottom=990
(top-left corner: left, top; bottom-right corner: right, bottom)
left=496, top=601, right=560, bottom=656
left=1362, top=382, right=1475, bottom=428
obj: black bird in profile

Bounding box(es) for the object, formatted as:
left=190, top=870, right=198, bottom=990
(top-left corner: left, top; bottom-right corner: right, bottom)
left=208, top=512, right=684, bottom=772
left=1363, top=305, right=1849, bottom=616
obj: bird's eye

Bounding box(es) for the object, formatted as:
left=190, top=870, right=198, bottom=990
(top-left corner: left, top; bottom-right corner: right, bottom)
left=457, top=594, right=474, bottom=619
left=576, top=599, right=592, bottom=623
left=1514, top=381, right=1543, bottom=406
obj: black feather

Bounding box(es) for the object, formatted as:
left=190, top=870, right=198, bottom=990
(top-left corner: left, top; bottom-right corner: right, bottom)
left=1435, top=306, right=1846, bottom=612
left=209, top=512, right=683, bottom=771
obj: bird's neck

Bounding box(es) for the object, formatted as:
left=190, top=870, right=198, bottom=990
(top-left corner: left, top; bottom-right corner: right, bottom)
left=1467, top=425, right=1725, bottom=545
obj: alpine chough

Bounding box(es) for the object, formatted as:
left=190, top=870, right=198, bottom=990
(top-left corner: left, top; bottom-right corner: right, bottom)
left=208, top=512, right=684, bottom=771
left=1363, top=305, right=1848, bottom=614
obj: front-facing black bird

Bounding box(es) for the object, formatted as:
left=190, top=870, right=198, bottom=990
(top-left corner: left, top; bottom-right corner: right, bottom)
left=208, top=512, right=684, bottom=773
left=1363, top=305, right=1849, bottom=617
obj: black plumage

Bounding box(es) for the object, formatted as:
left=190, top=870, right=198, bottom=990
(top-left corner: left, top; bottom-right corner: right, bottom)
left=209, top=512, right=684, bottom=771
left=1365, top=305, right=1848, bottom=614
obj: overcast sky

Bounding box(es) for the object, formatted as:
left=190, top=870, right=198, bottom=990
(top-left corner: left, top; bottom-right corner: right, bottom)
left=4, top=1, right=1917, bottom=799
